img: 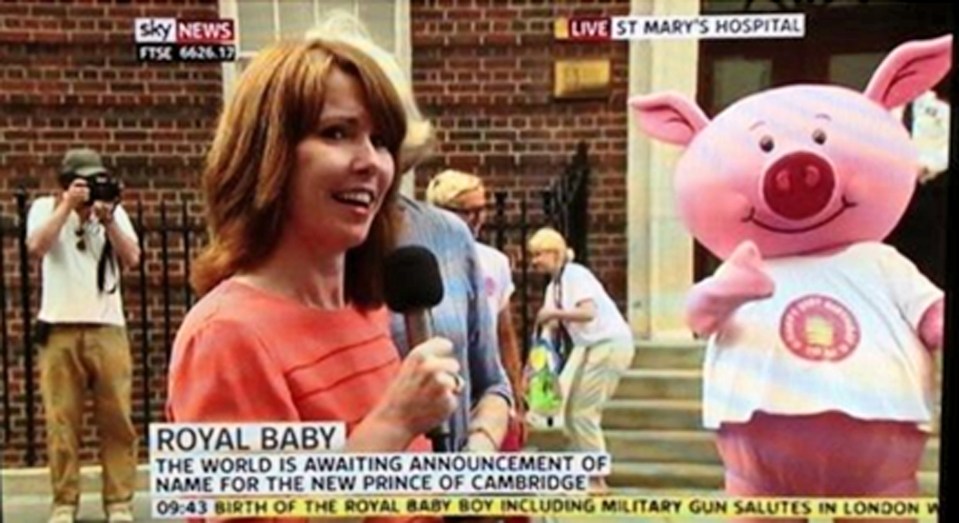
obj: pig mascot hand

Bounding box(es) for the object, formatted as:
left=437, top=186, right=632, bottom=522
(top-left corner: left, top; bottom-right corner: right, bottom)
left=687, top=241, right=775, bottom=336
left=631, top=35, right=950, bottom=506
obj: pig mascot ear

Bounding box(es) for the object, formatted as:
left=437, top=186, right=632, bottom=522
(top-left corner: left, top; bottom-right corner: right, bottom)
left=865, top=35, right=952, bottom=109
left=629, top=92, right=711, bottom=146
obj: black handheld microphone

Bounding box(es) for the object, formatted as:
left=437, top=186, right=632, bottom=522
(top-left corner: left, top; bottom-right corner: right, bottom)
left=384, top=245, right=452, bottom=452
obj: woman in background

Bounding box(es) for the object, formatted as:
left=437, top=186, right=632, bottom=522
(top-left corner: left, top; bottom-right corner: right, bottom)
left=529, top=227, right=634, bottom=494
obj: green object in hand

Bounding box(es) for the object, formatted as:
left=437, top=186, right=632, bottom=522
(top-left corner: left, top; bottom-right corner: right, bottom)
left=524, top=343, right=563, bottom=416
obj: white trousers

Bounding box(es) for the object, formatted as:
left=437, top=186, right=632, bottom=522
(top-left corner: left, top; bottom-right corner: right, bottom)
left=558, top=340, right=634, bottom=453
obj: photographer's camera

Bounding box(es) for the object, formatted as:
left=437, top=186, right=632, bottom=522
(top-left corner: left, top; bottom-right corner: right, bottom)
left=58, top=148, right=122, bottom=206
left=86, top=174, right=122, bottom=204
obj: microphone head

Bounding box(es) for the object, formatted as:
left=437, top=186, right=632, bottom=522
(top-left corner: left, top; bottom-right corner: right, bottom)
left=384, top=245, right=444, bottom=313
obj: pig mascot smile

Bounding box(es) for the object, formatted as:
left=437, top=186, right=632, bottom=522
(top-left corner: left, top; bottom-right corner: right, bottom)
left=631, top=35, right=950, bottom=514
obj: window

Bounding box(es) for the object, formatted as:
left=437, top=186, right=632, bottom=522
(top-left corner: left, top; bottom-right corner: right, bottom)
left=712, top=57, right=772, bottom=112
left=219, top=0, right=411, bottom=98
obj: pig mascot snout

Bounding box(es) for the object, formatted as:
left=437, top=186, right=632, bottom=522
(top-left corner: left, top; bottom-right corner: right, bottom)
left=631, top=35, right=950, bottom=518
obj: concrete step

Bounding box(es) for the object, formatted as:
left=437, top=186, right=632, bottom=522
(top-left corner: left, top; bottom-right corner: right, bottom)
left=609, top=462, right=724, bottom=490
left=603, top=399, right=702, bottom=431
left=609, top=462, right=940, bottom=495
left=2, top=491, right=161, bottom=523
left=613, top=369, right=702, bottom=400
left=605, top=429, right=717, bottom=464
left=524, top=427, right=568, bottom=452
left=614, top=487, right=723, bottom=496
left=2, top=464, right=151, bottom=497
left=632, top=341, right=704, bottom=370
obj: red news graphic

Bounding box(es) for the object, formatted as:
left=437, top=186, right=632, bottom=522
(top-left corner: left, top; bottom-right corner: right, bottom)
left=558, top=17, right=613, bottom=42
left=176, top=19, right=235, bottom=43
left=134, top=18, right=236, bottom=63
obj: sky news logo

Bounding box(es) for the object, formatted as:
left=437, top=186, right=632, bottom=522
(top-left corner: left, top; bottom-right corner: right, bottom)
left=555, top=14, right=805, bottom=41
left=135, top=18, right=235, bottom=43
left=135, top=18, right=236, bottom=63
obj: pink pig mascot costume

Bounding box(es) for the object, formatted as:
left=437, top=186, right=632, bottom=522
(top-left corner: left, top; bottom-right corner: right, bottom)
left=632, top=35, right=950, bottom=519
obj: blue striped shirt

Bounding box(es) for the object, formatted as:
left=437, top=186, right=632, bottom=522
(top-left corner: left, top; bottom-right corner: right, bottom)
left=390, top=196, right=513, bottom=451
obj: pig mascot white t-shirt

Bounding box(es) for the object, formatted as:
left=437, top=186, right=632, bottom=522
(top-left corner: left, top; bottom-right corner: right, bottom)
left=704, top=243, right=942, bottom=431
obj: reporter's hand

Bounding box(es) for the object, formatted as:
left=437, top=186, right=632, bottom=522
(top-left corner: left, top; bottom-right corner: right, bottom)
left=371, top=337, right=461, bottom=441
left=61, top=178, right=89, bottom=210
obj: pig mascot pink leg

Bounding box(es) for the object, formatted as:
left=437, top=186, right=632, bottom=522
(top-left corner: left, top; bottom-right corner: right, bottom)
left=632, top=35, right=950, bottom=523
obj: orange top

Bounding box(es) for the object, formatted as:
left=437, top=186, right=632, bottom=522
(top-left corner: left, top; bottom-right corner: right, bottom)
left=167, top=279, right=435, bottom=523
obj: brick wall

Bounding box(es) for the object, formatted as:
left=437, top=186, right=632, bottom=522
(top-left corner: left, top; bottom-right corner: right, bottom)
left=0, top=0, right=221, bottom=468
left=0, top=0, right=636, bottom=469
left=410, top=0, right=631, bottom=313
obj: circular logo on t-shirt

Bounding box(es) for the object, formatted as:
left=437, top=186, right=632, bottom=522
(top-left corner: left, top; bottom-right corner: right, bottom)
left=484, top=276, right=497, bottom=298
left=779, top=294, right=861, bottom=362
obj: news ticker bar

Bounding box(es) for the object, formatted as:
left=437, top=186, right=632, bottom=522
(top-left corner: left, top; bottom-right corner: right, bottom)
left=556, top=14, right=805, bottom=41
left=134, top=18, right=236, bottom=63
left=153, top=495, right=939, bottom=519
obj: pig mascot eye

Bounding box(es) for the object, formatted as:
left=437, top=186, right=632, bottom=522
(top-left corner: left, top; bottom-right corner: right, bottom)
left=812, top=129, right=827, bottom=145
left=759, top=135, right=775, bottom=153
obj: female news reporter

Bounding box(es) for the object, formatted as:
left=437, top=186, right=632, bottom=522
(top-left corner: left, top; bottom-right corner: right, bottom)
left=304, top=15, right=512, bottom=457
left=166, top=32, right=458, bottom=522
left=528, top=227, right=634, bottom=493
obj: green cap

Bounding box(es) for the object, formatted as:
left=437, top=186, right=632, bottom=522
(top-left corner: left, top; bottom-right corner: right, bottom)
left=61, top=148, right=108, bottom=177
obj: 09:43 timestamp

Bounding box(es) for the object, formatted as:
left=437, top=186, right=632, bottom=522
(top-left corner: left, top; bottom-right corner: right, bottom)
left=153, top=498, right=211, bottom=517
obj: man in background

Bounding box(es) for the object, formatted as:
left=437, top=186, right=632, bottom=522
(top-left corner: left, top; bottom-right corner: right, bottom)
left=426, top=170, right=525, bottom=452
left=393, top=194, right=513, bottom=453
left=27, top=148, right=141, bottom=523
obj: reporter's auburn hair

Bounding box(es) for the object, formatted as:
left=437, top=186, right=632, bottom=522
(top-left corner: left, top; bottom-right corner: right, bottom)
left=191, top=39, right=409, bottom=309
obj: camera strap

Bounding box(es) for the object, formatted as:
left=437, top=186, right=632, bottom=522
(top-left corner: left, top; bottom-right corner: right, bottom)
left=97, top=238, right=118, bottom=294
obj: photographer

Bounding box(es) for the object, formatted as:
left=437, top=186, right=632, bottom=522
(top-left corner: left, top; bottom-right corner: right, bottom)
left=26, top=148, right=140, bottom=523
